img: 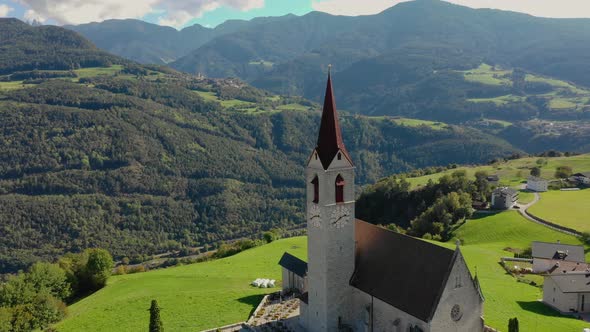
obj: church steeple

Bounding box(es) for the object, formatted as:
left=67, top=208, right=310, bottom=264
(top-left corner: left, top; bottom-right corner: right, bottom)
left=315, top=69, right=353, bottom=170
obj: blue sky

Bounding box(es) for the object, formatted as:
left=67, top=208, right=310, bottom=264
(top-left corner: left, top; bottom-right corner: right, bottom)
left=1, top=0, right=590, bottom=29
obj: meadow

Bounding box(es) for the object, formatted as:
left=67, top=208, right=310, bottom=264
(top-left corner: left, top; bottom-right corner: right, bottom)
left=406, top=153, right=590, bottom=190
left=55, top=210, right=590, bottom=332
left=448, top=211, right=589, bottom=331
left=528, top=189, right=590, bottom=233
left=460, top=63, right=590, bottom=112
left=55, top=237, right=307, bottom=331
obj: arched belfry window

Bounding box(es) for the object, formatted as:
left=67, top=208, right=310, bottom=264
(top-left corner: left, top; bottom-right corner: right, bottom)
left=311, top=175, right=319, bottom=203
left=335, top=175, right=345, bottom=203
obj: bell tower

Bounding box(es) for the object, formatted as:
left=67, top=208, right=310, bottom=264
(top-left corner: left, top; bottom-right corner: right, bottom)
left=305, top=71, right=355, bottom=332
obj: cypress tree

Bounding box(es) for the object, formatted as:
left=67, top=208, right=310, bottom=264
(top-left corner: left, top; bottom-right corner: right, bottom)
left=508, top=317, right=519, bottom=332
left=149, top=299, right=163, bottom=332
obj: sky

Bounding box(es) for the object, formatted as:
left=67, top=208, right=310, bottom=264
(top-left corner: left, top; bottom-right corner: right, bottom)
left=1, top=0, right=590, bottom=29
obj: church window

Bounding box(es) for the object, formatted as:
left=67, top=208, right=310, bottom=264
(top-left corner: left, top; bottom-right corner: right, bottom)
left=337, top=152, right=342, bottom=160
left=455, top=275, right=462, bottom=288
left=335, top=175, right=345, bottom=203
left=312, top=175, right=319, bottom=203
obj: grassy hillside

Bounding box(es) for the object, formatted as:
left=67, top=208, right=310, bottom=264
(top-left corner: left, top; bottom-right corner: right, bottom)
left=405, top=153, right=590, bottom=190
left=55, top=237, right=306, bottom=331
left=56, top=212, right=589, bottom=332
left=462, top=63, right=590, bottom=114
left=528, top=189, right=590, bottom=233
left=450, top=211, right=588, bottom=331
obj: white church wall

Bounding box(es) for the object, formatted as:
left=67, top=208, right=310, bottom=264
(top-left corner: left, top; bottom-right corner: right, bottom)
left=430, top=252, right=484, bottom=332
left=350, top=288, right=429, bottom=332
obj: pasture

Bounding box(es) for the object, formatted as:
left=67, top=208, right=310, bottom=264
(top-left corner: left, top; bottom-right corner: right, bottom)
left=461, top=63, right=590, bottom=112
left=448, top=211, right=589, bottom=331
left=55, top=210, right=590, bottom=331
left=407, top=153, right=590, bottom=190
left=55, top=237, right=307, bottom=332
left=528, top=189, right=590, bottom=233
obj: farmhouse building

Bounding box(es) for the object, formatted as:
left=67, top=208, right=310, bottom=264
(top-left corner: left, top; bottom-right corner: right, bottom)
left=279, top=73, right=484, bottom=332
left=490, top=187, right=518, bottom=210
left=532, top=241, right=586, bottom=273
left=543, top=272, right=590, bottom=313
left=571, top=172, right=590, bottom=186
left=526, top=176, right=548, bottom=192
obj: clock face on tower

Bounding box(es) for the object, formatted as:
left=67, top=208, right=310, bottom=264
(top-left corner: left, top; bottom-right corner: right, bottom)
left=330, top=205, right=351, bottom=229
left=308, top=203, right=322, bottom=228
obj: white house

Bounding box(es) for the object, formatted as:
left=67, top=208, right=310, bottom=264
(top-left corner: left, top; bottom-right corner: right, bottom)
left=526, top=176, right=548, bottom=192
left=279, top=74, right=485, bottom=332
left=491, top=187, right=518, bottom=210
left=543, top=273, right=590, bottom=313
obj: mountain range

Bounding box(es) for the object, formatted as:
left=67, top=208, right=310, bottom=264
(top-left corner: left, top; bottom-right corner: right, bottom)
left=66, top=0, right=590, bottom=121
left=0, top=17, right=528, bottom=273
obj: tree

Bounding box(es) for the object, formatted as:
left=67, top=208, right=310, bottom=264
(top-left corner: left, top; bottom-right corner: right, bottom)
left=149, top=300, right=164, bottom=332
left=83, top=248, right=114, bottom=292
left=530, top=167, right=541, bottom=177
left=25, top=262, right=71, bottom=301
left=474, top=171, right=491, bottom=202
left=555, top=165, right=573, bottom=179
left=508, top=317, right=519, bottom=332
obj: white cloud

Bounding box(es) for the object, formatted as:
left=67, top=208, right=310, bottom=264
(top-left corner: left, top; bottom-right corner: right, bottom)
left=23, top=9, right=46, bottom=22
left=157, top=0, right=264, bottom=27
left=15, top=0, right=264, bottom=27
left=446, top=0, right=590, bottom=19
left=311, top=0, right=410, bottom=16
left=312, top=0, right=590, bottom=18
left=0, top=4, right=14, bottom=17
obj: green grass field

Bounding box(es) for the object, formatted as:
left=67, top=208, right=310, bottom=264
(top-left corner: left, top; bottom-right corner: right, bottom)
left=56, top=237, right=307, bottom=332
left=0, top=80, right=34, bottom=91
left=462, top=64, right=512, bottom=86
left=390, top=117, right=449, bottom=130
left=73, top=65, right=124, bottom=79
left=449, top=211, right=589, bottom=331
left=461, top=63, right=590, bottom=112
left=408, top=153, right=590, bottom=190
left=528, top=189, right=590, bottom=233
left=56, top=211, right=590, bottom=331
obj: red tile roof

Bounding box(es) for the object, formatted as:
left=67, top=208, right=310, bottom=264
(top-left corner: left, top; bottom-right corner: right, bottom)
left=315, top=72, right=353, bottom=169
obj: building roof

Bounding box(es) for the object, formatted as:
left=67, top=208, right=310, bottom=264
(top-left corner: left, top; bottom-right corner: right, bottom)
left=546, top=273, right=590, bottom=293
left=528, top=176, right=547, bottom=182
left=278, top=252, right=307, bottom=277
left=545, top=260, right=590, bottom=275
left=486, top=175, right=500, bottom=182
left=532, top=241, right=585, bottom=263
left=493, top=187, right=518, bottom=196
left=315, top=72, right=353, bottom=170
left=573, top=172, right=590, bottom=178
left=350, top=219, right=460, bottom=322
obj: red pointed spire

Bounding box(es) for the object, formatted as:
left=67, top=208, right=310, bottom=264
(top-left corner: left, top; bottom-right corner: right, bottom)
left=315, top=69, right=353, bottom=169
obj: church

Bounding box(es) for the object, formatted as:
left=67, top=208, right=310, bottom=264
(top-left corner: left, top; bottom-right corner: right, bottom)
left=279, top=73, right=485, bottom=332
